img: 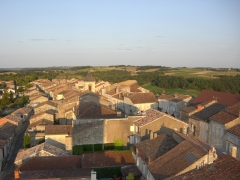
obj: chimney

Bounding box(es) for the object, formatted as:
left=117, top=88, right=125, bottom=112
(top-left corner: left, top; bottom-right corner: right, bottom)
left=231, top=146, right=237, bottom=158
left=197, top=105, right=202, bottom=111
left=150, top=131, right=153, bottom=139
left=91, top=170, right=97, bottom=180
left=117, top=111, right=122, bottom=117
left=14, top=170, right=20, bottom=179
left=153, top=132, right=158, bottom=138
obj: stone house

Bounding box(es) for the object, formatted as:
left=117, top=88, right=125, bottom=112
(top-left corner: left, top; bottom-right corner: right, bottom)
left=29, top=111, right=55, bottom=124
left=14, top=142, right=70, bottom=166
left=29, top=94, right=48, bottom=107
left=133, top=132, right=218, bottom=180
left=95, top=80, right=111, bottom=93
left=11, top=107, right=33, bottom=122
left=0, top=121, right=17, bottom=172
left=131, top=109, right=188, bottom=144
left=27, top=119, right=54, bottom=146
left=187, top=101, right=226, bottom=143
left=72, top=101, right=124, bottom=124
left=119, top=92, right=158, bottom=115
left=34, top=101, right=58, bottom=114
left=0, top=115, right=23, bottom=134
left=158, top=94, right=193, bottom=118
left=225, top=124, right=240, bottom=158
left=209, top=102, right=240, bottom=152
left=45, top=125, right=72, bottom=150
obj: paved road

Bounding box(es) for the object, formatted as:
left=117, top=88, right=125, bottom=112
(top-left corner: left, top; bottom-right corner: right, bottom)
left=0, top=121, right=29, bottom=179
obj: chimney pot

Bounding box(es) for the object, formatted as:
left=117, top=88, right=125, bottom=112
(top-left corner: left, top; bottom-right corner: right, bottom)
left=231, top=146, right=237, bottom=158
left=197, top=105, right=202, bottom=111
left=14, top=170, right=20, bottom=179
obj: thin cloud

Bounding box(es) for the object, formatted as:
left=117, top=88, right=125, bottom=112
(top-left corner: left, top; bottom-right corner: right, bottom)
left=18, top=41, right=23, bottom=43
left=29, top=39, right=58, bottom=41
left=156, top=36, right=164, bottom=38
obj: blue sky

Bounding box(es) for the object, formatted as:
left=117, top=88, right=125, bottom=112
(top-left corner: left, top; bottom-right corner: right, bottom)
left=0, top=0, right=240, bottom=68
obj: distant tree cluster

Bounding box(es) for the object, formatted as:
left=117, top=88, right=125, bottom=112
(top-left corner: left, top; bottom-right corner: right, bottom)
left=0, top=89, right=29, bottom=110
left=136, top=66, right=169, bottom=71
left=152, top=75, right=240, bottom=94
left=0, top=70, right=62, bottom=85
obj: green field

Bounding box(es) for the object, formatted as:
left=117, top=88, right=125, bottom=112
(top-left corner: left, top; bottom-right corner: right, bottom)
left=165, top=68, right=240, bottom=78
left=143, top=84, right=200, bottom=98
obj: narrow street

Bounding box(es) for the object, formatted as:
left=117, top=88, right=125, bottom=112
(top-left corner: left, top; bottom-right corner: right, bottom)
left=0, top=121, right=29, bottom=179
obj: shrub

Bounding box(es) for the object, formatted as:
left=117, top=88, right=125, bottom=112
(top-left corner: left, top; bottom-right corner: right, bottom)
left=113, top=138, right=124, bottom=150
left=73, top=145, right=83, bottom=155
left=23, top=134, right=31, bottom=148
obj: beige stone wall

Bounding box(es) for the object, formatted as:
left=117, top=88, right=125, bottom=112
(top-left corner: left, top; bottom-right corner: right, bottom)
left=45, top=135, right=67, bottom=150
left=30, top=113, right=54, bottom=124
left=139, top=116, right=188, bottom=141
left=105, top=118, right=137, bottom=145
left=34, top=104, right=57, bottom=114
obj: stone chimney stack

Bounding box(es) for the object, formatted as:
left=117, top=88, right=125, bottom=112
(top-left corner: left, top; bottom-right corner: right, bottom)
left=150, top=131, right=153, bottom=139
left=153, top=132, right=158, bottom=138
left=231, top=146, right=237, bottom=158
left=91, top=170, right=97, bottom=180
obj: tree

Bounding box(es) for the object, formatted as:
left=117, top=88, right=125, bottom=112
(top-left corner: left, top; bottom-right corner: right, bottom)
left=17, top=86, right=24, bottom=93
left=127, top=173, right=134, bottom=180
left=1, top=89, right=10, bottom=106
left=23, top=134, right=31, bottom=148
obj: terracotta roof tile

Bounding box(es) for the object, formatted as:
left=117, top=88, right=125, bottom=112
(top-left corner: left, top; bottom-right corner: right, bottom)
left=227, top=124, right=240, bottom=137
left=0, top=122, right=17, bottom=140
left=210, top=102, right=240, bottom=124
left=77, top=101, right=123, bottom=119
left=19, top=156, right=81, bottom=171
left=2, top=114, right=22, bottom=123
left=45, top=125, right=72, bottom=135
left=190, top=103, right=226, bottom=122
left=127, top=92, right=157, bottom=104
left=148, top=140, right=209, bottom=179
left=158, top=94, right=191, bottom=102
left=171, top=154, right=240, bottom=180
left=81, top=151, right=135, bottom=168
left=18, top=168, right=91, bottom=179
left=15, top=142, right=71, bottom=165
left=191, top=90, right=240, bottom=106
left=35, top=101, right=58, bottom=109
left=133, top=109, right=165, bottom=126
left=11, top=107, right=33, bottom=115
left=134, top=134, right=178, bottom=163
left=28, top=119, right=54, bottom=128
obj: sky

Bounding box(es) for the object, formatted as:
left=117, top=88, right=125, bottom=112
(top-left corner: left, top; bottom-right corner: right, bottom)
left=0, top=0, right=240, bottom=68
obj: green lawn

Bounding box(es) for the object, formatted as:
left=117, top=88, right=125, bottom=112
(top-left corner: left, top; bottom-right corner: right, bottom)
left=143, top=84, right=200, bottom=98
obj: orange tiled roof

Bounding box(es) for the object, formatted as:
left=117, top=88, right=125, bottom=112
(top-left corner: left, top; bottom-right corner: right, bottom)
left=81, top=151, right=135, bottom=168
left=210, top=102, right=240, bottom=124
left=127, top=92, right=157, bottom=104
left=134, top=134, right=178, bottom=164
left=191, top=90, right=240, bottom=106
left=227, top=124, right=240, bottom=137
left=171, top=154, right=240, bottom=180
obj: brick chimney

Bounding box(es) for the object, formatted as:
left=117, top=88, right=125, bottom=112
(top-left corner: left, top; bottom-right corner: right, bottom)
left=14, top=170, right=20, bottom=179
left=197, top=105, right=202, bottom=111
